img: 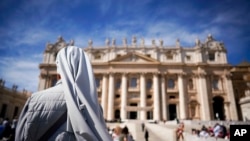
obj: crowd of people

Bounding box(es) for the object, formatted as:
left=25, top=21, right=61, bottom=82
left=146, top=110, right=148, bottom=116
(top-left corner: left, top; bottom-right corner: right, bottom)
left=0, top=118, right=17, bottom=141
left=191, top=123, right=230, bottom=140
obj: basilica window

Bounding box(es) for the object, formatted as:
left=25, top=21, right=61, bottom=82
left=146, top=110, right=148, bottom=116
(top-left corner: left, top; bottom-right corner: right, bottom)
left=115, top=94, right=120, bottom=98
left=212, top=79, right=219, bottom=90
left=116, top=54, right=121, bottom=58
left=208, top=52, right=215, bottom=61
left=95, top=78, right=101, bottom=88
left=51, top=77, right=58, bottom=87
left=167, top=78, right=175, bottom=89
left=146, top=79, right=152, bottom=89
left=146, top=54, right=151, bottom=58
left=166, top=54, right=173, bottom=60
left=147, top=94, right=152, bottom=99
left=186, top=55, right=191, bottom=61
left=130, top=77, right=137, bottom=88
left=169, top=96, right=176, bottom=99
left=116, top=79, right=121, bottom=89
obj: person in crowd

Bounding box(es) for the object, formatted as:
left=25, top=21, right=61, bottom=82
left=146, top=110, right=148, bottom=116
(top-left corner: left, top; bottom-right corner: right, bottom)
left=1, top=118, right=13, bottom=141
left=199, top=125, right=209, bottom=138
left=141, top=122, right=145, bottom=132
left=213, top=123, right=222, bottom=139
left=119, top=126, right=133, bottom=141
left=144, top=129, right=149, bottom=141
left=112, top=126, right=122, bottom=141
left=15, top=46, right=112, bottom=141
left=176, top=122, right=184, bottom=141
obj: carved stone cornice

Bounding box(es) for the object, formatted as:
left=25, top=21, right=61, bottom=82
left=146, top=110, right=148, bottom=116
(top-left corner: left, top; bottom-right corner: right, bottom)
left=194, top=72, right=207, bottom=78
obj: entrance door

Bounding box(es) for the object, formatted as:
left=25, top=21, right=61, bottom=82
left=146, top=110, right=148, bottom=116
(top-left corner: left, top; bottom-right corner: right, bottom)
left=115, top=109, right=120, bottom=120
left=168, top=104, right=177, bottom=120
left=129, top=103, right=137, bottom=119
left=213, top=96, right=225, bottom=120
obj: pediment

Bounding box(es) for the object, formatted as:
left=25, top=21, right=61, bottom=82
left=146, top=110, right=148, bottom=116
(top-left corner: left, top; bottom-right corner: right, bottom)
left=109, top=52, right=159, bottom=64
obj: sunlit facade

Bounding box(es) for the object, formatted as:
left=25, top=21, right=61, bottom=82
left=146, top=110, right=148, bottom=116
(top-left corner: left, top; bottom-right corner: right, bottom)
left=38, top=35, right=250, bottom=121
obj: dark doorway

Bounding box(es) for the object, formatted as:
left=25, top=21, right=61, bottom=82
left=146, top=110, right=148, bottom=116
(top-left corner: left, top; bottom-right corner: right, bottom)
left=115, top=109, right=120, bottom=120
left=147, top=111, right=153, bottom=119
left=129, top=103, right=137, bottom=119
left=213, top=96, right=225, bottom=120
left=168, top=104, right=177, bottom=120
left=0, top=104, right=7, bottom=118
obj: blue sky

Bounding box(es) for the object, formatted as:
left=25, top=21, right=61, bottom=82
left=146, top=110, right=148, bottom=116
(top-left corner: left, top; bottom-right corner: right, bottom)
left=0, top=0, right=249, bottom=92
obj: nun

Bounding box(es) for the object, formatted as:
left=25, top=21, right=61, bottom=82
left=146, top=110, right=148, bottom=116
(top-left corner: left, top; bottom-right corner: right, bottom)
left=15, top=46, right=112, bottom=141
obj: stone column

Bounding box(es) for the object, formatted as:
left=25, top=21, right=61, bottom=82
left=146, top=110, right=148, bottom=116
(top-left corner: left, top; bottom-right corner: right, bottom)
left=224, top=73, right=238, bottom=120
left=107, top=73, right=115, bottom=121
left=224, top=102, right=231, bottom=120
left=197, top=73, right=211, bottom=120
left=101, top=73, right=108, bottom=119
left=161, top=73, right=168, bottom=120
left=153, top=72, right=160, bottom=120
left=178, top=73, right=188, bottom=119
left=140, top=73, right=146, bottom=120
left=121, top=73, right=128, bottom=120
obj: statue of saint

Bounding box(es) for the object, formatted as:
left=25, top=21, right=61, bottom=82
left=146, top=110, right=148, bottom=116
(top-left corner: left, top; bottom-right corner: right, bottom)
left=69, top=39, right=75, bottom=46
left=112, top=38, right=116, bottom=46
left=123, top=38, right=127, bottom=46
left=159, top=39, right=163, bottom=46
left=132, top=36, right=137, bottom=46
left=141, top=38, right=145, bottom=46
left=152, top=39, right=156, bottom=46
left=88, top=39, right=93, bottom=47
left=195, top=38, right=200, bottom=46
left=105, top=38, right=110, bottom=46
left=176, top=38, right=180, bottom=47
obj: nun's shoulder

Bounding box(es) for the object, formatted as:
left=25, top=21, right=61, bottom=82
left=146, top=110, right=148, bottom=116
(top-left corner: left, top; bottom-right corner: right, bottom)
left=30, top=83, right=64, bottom=102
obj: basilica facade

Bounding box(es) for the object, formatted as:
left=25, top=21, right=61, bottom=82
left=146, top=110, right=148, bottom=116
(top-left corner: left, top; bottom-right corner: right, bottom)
left=38, top=35, right=242, bottom=121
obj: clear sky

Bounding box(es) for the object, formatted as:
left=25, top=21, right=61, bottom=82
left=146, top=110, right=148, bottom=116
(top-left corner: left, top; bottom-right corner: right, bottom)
left=0, top=0, right=249, bottom=92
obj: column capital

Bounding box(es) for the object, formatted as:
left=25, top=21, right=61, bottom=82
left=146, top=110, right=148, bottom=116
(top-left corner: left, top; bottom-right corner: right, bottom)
left=102, top=72, right=109, bottom=76
left=161, top=72, right=167, bottom=76
left=195, top=72, right=207, bottom=78
left=177, top=72, right=187, bottom=77
left=140, top=72, right=147, bottom=76
left=122, top=72, right=128, bottom=76
left=153, top=72, right=160, bottom=76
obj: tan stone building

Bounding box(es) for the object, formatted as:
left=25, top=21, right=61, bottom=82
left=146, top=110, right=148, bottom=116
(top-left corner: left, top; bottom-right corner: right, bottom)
left=231, top=62, right=250, bottom=120
left=0, top=79, right=31, bottom=120
left=38, top=35, right=241, bottom=121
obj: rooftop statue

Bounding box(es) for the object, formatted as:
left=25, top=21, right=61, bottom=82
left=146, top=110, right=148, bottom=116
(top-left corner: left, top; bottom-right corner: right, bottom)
left=88, top=39, right=93, bottom=47
left=123, top=38, right=127, bottom=46
left=141, top=38, right=145, bottom=46
left=105, top=38, right=110, bottom=46
left=159, top=39, right=164, bottom=47
left=132, top=36, right=137, bottom=46
left=112, top=38, right=116, bottom=46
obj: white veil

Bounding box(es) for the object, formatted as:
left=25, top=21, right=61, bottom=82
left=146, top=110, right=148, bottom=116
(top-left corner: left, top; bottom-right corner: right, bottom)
left=56, top=46, right=111, bottom=141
